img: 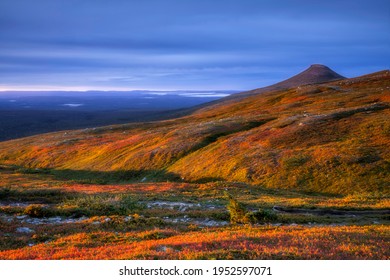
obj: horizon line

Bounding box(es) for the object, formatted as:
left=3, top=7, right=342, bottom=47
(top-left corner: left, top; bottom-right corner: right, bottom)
left=0, top=88, right=242, bottom=93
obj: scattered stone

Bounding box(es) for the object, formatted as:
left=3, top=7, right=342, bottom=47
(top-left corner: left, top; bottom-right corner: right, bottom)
left=1, top=215, right=14, bottom=222
left=199, top=218, right=228, bottom=227
left=156, top=246, right=168, bottom=252
left=2, top=202, right=32, bottom=207
left=47, top=217, right=62, bottom=223
left=162, top=216, right=228, bottom=227
left=2, top=214, right=88, bottom=225
left=147, top=201, right=201, bottom=212
left=146, top=201, right=223, bottom=212
left=141, top=177, right=147, bottom=182
left=155, top=246, right=179, bottom=253
left=16, top=215, right=27, bottom=219
left=16, top=227, right=34, bottom=233
left=124, top=216, right=133, bottom=222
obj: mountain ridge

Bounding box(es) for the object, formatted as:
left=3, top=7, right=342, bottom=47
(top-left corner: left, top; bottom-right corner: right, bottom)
left=0, top=68, right=388, bottom=195
left=224, top=64, right=346, bottom=101
left=185, top=64, right=346, bottom=112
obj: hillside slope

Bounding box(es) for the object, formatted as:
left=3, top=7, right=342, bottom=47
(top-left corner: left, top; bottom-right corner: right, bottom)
left=0, top=69, right=388, bottom=195
left=207, top=64, right=346, bottom=104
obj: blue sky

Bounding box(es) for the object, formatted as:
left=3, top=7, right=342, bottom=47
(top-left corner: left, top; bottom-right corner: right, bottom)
left=0, top=0, right=389, bottom=91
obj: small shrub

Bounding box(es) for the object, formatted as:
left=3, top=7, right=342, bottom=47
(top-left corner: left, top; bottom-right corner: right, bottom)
left=0, top=187, right=12, bottom=199
left=246, top=209, right=278, bottom=224
left=225, top=191, right=249, bottom=224
left=24, top=204, right=52, bottom=218
left=225, top=192, right=278, bottom=224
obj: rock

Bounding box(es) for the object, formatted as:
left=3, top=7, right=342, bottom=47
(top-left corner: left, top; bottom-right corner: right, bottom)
left=156, top=246, right=179, bottom=253
left=16, top=227, right=34, bottom=233
left=47, top=217, right=62, bottom=223
left=124, top=216, right=133, bottom=222
left=156, top=246, right=168, bottom=252
left=16, top=215, right=27, bottom=220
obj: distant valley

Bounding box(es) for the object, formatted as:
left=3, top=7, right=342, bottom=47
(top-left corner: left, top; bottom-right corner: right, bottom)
left=0, top=90, right=235, bottom=141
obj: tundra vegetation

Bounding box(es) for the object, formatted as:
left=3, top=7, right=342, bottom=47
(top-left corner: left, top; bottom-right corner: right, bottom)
left=0, top=70, right=389, bottom=259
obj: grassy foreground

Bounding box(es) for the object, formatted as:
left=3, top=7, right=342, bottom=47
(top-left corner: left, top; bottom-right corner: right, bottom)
left=0, top=168, right=388, bottom=260
left=1, top=225, right=388, bottom=260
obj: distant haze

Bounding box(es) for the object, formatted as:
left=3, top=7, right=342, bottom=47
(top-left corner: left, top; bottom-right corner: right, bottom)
left=0, top=0, right=389, bottom=91
left=0, top=90, right=235, bottom=141
left=0, top=90, right=235, bottom=110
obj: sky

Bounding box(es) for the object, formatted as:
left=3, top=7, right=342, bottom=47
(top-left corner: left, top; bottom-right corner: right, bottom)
left=0, top=0, right=389, bottom=91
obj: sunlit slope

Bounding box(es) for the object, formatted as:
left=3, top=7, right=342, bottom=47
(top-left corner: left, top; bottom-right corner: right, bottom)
left=0, top=70, right=389, bottom=195
left=169, top=71, right=390, bottom=194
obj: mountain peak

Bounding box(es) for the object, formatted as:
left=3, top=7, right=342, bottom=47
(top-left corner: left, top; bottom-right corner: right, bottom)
left=276, top=64, right=346, bottom=88
left=309, top=63, right=331, bottom=68
left=228, top=64, right=346, bottom=100
left=307, top=64, right=335, bottom=72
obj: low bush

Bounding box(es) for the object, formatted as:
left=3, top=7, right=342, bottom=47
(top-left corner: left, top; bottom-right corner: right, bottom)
left=246, top=209, right=278, bottom=223
left=61, top=194, right=144, bottom=216
left=225, top=192, right=249, bottom=224
left=0, top=187, right=13, bottom=199
left=225, top=191, right=278, bottom=224
left=24, top=204, right=53, bottom=218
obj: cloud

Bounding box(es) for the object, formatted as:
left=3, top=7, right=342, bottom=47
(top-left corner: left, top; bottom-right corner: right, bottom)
left=0, top=0, right=389, bottom=90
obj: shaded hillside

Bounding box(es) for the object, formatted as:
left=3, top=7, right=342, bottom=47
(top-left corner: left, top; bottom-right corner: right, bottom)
left=0, top=69, right=388, bottom=195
